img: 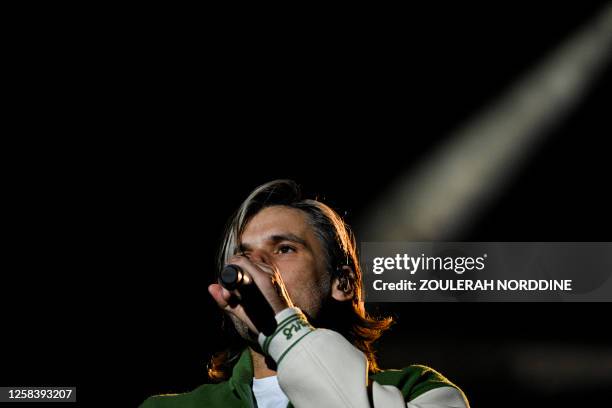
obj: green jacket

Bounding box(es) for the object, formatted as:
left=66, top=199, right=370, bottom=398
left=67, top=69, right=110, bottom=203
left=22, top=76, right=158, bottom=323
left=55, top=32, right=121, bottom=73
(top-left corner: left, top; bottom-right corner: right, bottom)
left=140, top=348, right=461, bottom=408
left=141, top=308, right=467, bottom=407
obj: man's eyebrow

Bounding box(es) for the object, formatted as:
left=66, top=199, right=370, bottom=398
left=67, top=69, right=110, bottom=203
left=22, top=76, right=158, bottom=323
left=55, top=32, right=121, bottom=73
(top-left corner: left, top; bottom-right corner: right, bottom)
left=268, top=233, right=307, bottom=247
left=235, top=233, right=308, bottom=254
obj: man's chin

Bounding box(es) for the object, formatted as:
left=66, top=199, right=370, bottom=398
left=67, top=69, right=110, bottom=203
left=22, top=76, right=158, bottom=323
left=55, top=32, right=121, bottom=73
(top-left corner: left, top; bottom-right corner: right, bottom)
left=229, top=315, right=261, bottom=347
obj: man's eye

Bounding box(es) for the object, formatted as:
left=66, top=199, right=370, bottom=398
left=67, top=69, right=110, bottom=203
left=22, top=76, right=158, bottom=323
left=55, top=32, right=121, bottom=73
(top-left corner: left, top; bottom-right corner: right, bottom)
left=277, top=245, right=296, bottom=254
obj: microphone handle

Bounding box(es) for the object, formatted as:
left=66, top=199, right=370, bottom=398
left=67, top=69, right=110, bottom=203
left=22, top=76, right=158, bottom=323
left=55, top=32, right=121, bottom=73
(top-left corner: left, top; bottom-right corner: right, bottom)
left=239, top=281, right=278, bottom=336
left=219, top=265, right=278, bottom=336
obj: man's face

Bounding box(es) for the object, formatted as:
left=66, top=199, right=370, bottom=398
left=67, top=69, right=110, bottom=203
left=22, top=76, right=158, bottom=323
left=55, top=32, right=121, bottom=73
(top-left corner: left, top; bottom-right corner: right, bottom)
left=236, top=205, right=331, bottom=323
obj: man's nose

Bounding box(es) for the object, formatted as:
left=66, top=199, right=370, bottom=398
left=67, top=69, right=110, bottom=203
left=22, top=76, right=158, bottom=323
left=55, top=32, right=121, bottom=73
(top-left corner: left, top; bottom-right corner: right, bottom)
left=248, top=249, right=272, bottom=265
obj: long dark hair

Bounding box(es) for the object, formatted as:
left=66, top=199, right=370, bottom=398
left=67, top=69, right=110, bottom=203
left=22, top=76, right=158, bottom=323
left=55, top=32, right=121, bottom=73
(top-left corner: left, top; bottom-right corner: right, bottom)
left=208, top=180, right=392, bottom=381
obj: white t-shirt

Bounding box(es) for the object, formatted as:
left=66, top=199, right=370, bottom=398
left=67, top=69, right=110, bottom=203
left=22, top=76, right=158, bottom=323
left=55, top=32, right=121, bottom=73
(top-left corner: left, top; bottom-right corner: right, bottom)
left=252, top=375, right=289, bottom=408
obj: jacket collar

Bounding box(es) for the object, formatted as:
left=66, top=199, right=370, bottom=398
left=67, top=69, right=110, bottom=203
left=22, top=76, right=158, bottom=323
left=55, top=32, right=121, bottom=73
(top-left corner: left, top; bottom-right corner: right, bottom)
left=230, top=348, right=254, bottom=389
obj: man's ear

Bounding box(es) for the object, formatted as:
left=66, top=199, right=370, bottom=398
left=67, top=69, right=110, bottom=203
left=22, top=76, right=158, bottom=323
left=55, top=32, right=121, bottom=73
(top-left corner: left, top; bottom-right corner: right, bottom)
left=331, top=265, right=355, bottom=302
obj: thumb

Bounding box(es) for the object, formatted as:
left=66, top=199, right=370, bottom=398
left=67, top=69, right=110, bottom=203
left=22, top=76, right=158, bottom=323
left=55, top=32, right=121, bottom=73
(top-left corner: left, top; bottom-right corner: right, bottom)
left=208, top=283, right=232, bottom=308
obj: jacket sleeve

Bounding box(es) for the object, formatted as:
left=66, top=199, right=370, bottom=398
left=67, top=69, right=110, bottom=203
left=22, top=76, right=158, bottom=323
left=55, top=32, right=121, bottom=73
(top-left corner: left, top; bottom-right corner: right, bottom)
left=258, top=307, right=468, bottom=408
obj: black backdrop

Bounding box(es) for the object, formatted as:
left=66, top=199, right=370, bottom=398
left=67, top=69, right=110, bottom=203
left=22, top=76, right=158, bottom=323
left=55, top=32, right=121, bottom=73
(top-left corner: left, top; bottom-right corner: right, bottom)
left=2, top=3, right=611, bottom=407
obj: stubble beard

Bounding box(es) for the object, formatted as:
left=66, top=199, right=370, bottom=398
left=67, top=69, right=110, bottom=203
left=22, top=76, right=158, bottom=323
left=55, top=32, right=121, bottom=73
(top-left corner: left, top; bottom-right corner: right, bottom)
left=230, top=279, right=330, bottom=346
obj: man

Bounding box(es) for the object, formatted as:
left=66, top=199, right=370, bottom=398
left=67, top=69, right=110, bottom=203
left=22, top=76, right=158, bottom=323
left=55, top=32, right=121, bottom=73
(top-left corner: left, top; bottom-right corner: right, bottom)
left=141, top=180, right=469, bottom=407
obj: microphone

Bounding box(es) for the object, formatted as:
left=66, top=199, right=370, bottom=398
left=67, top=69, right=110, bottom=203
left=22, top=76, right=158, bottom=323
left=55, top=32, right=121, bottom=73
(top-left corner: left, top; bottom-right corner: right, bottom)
left=218, top=264, right=278, bottom=336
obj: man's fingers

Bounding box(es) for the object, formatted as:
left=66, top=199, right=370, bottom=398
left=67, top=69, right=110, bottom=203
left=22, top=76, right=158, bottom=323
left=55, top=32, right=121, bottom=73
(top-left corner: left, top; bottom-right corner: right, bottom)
left=227, top=257, right=275, bottom=289
left=208, top=283, right=232, bottom=308
left=228, top=256, right=274, bottom=276
left=226, top=256, right=292, bottom=313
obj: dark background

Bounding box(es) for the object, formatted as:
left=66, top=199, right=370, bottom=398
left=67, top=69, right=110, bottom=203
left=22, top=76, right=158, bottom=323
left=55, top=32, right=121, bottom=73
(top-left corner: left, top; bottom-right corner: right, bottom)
left=2, top=3, right=611, bottom=407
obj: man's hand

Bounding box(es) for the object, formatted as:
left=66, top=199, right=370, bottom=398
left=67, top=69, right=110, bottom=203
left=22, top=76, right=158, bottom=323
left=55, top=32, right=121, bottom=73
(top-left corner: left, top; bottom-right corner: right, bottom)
left=208, top=255, right=293, bottom=335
